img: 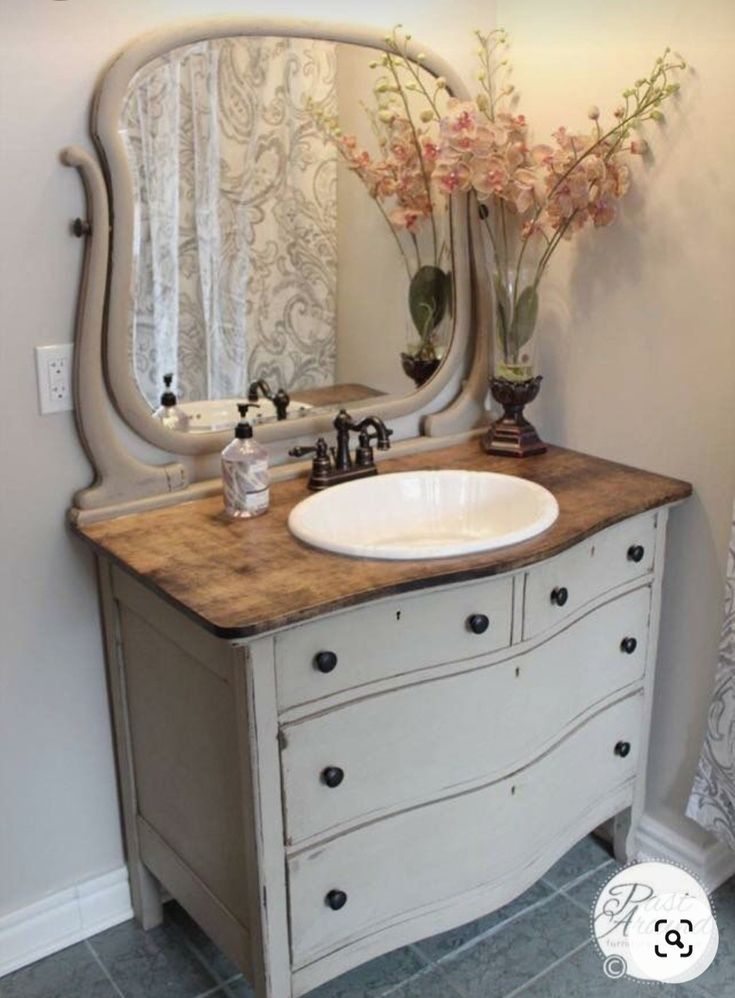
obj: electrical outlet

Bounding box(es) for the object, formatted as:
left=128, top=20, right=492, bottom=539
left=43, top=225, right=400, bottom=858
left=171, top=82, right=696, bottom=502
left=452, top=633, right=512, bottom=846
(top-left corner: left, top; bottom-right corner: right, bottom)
left=35, top=344, right=74, bottom=414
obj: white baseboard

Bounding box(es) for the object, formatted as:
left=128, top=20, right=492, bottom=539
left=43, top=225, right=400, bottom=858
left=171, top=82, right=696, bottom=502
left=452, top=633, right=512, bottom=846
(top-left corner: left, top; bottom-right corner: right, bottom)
left=0, top=866, right=133, bottom=979
left=635, top=812, right=735, bottom=893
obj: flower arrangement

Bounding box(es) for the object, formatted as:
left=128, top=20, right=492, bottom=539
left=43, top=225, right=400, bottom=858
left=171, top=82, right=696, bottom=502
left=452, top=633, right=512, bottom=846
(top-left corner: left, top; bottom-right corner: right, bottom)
left=433, top=29, right=685, bottom=381
left=312, top=51, right=453, bottom=384
left=314, top=28, right=685, bottom=388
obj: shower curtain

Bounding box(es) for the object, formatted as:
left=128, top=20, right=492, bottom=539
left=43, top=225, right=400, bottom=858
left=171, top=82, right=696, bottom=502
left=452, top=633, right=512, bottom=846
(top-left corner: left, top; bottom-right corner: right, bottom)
left=121, top=36, right=338, bottom=408
left=687, top=503, right=735, bottom=851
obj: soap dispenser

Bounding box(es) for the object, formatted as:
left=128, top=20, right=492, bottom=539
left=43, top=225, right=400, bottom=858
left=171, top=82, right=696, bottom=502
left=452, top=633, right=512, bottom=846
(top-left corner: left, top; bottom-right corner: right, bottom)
left=153, top=373, right=190, bottom=431
left=221, top=403, right=270, bottom=518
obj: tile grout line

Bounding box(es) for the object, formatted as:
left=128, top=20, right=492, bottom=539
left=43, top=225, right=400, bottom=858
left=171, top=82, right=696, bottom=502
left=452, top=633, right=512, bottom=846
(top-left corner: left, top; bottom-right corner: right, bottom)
left=382, top=883, right=574, bottom=996
left=84, top=939, right=127, bottom=998
left=190, top=986, right=227, bottom=998
left=221, top=971, right=248, bottom=987
left=426, top=887, right=565, bottom=970
left=380, top=959, right=467, bottom=997
left=541, top=856, right=616, bottom=895
left=166, top=914, right=241, bottom=992
left=407, top=941, right=433, bottom=970
left=503, top=938, right=593, bottom=998
left=557, top=885, right=596, bottom=915
left=87, top=913, right=231, bottom=998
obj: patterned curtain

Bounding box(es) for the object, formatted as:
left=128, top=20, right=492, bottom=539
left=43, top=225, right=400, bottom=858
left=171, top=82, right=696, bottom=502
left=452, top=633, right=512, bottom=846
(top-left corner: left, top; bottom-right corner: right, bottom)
left=687, top=503, right=735, bottom=850
left=121, top=36, right=338, bottom=408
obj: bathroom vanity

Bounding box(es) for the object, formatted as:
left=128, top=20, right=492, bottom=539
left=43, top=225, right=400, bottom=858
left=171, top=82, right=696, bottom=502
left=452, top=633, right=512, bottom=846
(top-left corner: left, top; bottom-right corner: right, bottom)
left=73, top=442, right=690, bottom=997
left=61, top=16, right=693, bottom=997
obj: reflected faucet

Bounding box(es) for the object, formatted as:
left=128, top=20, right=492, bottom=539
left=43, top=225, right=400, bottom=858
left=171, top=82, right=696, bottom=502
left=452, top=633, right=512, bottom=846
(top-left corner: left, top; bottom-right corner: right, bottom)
left=247, top=379, right=290, bottom=421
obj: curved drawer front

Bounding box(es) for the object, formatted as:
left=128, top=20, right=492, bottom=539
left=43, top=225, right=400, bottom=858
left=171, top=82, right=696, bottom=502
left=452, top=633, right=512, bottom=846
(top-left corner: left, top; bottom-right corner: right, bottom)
left=280, top=586, right=650, bottom=846
left=523, top=511, right=657, bottom=640
left=275, top=575, right=513, bottom=711
left=288, top=693, right=642, bottom=966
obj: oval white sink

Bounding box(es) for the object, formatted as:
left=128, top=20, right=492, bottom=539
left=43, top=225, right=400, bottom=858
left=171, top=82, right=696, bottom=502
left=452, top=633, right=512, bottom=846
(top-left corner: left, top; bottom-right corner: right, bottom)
left=288, top=470, right=559, bottom=560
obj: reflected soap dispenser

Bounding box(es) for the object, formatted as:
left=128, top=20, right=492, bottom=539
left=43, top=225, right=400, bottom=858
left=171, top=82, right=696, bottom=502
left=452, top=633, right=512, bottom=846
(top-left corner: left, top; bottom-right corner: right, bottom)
left=153, top=373, right=190, bottom=431
left=221, top=403, right=270, bottom=519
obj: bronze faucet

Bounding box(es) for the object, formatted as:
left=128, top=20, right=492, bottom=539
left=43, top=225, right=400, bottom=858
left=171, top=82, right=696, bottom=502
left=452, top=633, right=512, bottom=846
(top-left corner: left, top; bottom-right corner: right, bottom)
left=247, top=379, right=290, bottom=421
left=289, top=409, right=393, bottom=490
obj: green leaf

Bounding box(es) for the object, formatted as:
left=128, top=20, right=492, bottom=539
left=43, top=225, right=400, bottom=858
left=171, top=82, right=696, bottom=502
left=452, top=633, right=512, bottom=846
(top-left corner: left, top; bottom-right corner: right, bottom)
left=510, top=285, right=539, bottom=351
left=409, top=265, right=450, bottom=340
left=493, top=272, right=510, bottom=347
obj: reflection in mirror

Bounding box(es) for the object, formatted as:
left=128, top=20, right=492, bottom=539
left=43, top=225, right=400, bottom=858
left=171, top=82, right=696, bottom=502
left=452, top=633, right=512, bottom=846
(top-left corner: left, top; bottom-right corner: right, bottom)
left=119, top=36, right=452, bottom=432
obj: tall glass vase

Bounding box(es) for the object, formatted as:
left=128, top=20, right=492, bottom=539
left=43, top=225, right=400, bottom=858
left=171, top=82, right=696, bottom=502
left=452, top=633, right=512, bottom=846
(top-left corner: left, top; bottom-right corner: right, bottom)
left=484, top=257, right=546, bottom=457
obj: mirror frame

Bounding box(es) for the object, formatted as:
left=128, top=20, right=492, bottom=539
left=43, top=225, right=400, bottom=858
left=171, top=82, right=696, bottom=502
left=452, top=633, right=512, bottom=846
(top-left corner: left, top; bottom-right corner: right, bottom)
left=92, top=17, right=475, bottom=456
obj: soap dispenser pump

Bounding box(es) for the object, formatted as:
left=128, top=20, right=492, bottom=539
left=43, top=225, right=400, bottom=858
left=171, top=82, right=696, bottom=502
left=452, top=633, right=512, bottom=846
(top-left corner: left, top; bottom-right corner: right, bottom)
left=153, top=373, right=190, bottom=431
left=221, top=403, right=270, bottom=518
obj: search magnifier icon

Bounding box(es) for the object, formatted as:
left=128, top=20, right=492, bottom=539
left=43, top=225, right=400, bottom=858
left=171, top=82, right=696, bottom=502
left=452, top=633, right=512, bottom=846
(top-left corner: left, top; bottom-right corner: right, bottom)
left=665, top=929, right=685, bottom=949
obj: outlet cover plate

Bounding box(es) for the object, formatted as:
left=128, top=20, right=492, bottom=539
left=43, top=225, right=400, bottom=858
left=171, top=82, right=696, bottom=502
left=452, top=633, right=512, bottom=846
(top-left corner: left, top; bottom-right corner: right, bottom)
left=35, top=344, right=74, bottom=414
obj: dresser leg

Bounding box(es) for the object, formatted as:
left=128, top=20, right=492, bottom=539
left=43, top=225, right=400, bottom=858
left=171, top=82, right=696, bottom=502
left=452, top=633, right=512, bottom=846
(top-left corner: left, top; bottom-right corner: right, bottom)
left=97, top=557, right=164, bottom=929
left=613, top=808, right=633, bottom=864
left=129, top=861, right=163, bottom=930
left=235, top=642, right=293, bottom=998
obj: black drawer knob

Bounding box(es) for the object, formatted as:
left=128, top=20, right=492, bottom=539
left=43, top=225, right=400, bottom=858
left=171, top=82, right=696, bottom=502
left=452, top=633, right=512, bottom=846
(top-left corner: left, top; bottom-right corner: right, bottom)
left=550, top=586, right=569, bottom=607
left=615, top=741, right=631, bottom=758
left=627, top=545, right=645, bottom=563
left=620, top=637, right=638, bottom=655
left=326, top=889, right=347, bottom=911
left=314, top=651, right=338, bottom=673
left=467, top=613, right=489, bottom=635
left=321, top=766, right=344, bottom=788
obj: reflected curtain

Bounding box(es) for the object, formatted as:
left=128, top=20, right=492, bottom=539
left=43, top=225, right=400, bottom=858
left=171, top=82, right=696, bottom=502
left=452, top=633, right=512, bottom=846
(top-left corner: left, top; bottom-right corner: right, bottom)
left=687, top=503, right=735, bottom=850
left=121, top=36, right=338, bottom=408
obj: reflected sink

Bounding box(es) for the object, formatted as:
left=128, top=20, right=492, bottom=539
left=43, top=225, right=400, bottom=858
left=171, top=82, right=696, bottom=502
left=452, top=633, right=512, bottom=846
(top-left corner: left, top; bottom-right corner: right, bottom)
left=287, top=470, right=559, bottom=560
left=179, top=397, right=312, bottom=431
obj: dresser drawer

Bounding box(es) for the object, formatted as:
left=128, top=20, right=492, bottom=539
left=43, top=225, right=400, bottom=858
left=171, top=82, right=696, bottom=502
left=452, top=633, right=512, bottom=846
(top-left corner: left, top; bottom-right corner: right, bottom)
left=280, top=586, right=650, bottom=845
left=523, top=511, right=657, bottom=639
left=288, top=693, right=642, bottom=965
left=275, top=575, right=513, bottom=711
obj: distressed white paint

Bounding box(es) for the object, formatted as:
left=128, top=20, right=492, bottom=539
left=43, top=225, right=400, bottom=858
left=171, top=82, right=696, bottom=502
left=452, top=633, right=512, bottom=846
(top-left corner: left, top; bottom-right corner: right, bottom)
left=275, top=574, right=513, bottom=710
left=91, top=508, right=673, bottom=995
left=280, top=585, right=650, bottom=845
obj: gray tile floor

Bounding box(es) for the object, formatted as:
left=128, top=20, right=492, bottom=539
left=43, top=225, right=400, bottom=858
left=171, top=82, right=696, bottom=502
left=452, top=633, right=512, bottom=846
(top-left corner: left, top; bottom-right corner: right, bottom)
left=2, top=836, right=733, bottom=998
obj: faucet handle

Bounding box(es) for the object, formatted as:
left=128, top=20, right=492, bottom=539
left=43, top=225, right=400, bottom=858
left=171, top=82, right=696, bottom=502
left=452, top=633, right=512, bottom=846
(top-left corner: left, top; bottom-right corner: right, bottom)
left=273, top=389, right=290, bottom=421
left=355, top=430, right=375, bottom=468
left=289, top=438, right=328, bottom=460
left=289, top=438, right=332, bottom=491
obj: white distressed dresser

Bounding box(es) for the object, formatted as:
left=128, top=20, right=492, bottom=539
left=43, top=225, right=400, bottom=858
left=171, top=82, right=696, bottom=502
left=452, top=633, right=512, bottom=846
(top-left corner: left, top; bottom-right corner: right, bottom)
left=73, top=442, right=691, bottom=997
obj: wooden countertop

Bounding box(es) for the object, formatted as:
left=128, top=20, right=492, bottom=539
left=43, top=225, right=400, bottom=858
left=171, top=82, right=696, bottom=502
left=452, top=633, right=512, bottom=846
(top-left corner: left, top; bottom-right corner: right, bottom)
left=291, top=383, right=384, bottom=407
left=73, top=441, right=691, bottom=639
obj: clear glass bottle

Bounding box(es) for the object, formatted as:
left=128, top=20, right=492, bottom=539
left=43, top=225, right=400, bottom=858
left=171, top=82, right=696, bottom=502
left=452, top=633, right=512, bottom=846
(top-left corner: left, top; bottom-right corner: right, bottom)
left=153, top=373, right=190, bottom=431
left=221, top=403, right=269, bottom=518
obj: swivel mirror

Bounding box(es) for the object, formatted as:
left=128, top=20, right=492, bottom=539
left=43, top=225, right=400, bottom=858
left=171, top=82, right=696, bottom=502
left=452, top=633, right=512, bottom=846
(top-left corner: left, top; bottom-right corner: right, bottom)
left=93, top=21, right=473, bottom=456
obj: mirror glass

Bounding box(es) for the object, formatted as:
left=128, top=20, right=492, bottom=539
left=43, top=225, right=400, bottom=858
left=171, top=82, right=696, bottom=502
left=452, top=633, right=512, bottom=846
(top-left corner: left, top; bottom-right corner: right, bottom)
left=119, top=36, right=452, bottom=432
